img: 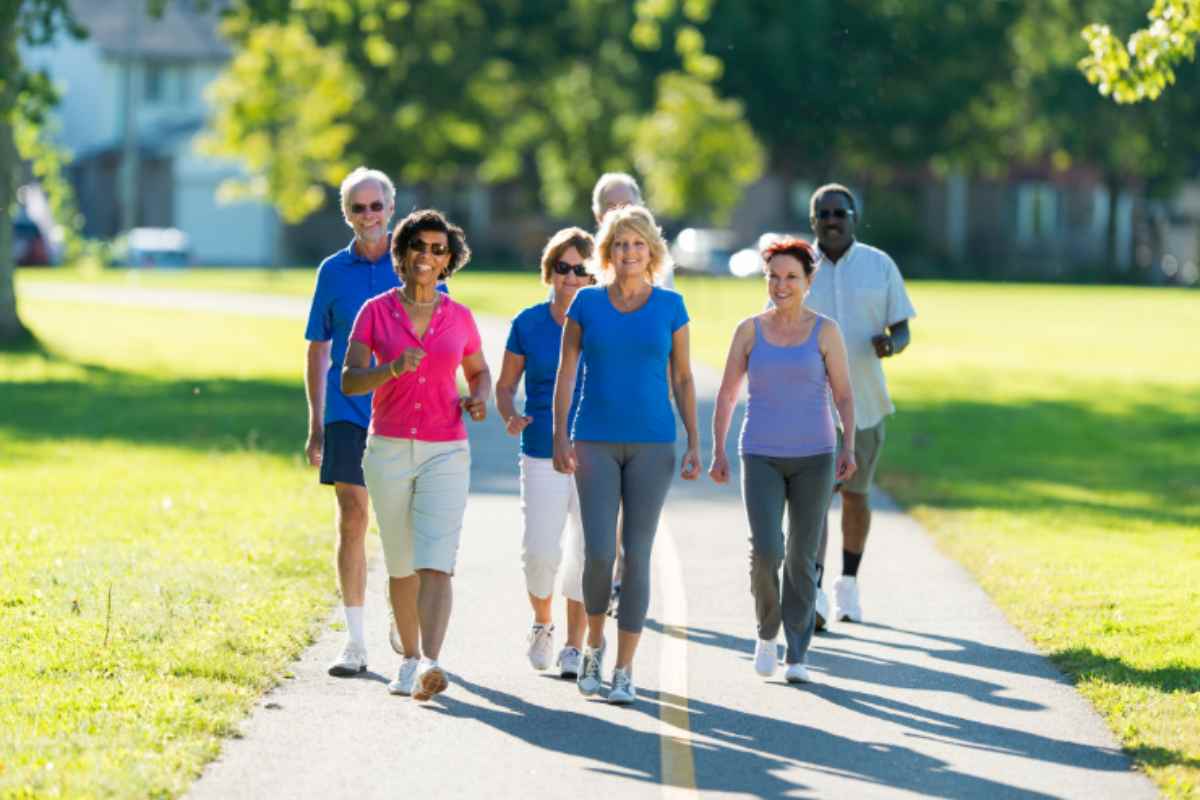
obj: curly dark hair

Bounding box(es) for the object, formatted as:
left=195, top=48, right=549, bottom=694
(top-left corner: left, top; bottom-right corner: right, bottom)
left=761, top=237, right=817, bottom=276
left=391, top=208, right=471, bottom=280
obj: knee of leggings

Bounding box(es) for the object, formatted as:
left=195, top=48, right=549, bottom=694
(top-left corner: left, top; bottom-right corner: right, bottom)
left=750, top=551, right=783, bottom=576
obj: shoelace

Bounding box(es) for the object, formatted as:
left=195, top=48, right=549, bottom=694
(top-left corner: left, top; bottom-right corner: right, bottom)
left=612, top=670, right=631, bottom=692
left=584, top=650, right=602, bottom=680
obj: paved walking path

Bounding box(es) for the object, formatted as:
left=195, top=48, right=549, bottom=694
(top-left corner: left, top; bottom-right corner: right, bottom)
left=27, top=282, right=1156, bottom=798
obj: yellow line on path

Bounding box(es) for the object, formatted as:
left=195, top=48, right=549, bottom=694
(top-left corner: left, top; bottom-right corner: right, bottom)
left=655, top=517, right=699, bottom=799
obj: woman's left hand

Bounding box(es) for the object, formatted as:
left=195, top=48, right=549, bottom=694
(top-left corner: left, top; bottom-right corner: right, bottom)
left=836, top=450, right=857, bottom=482
left=461, top=395, right=487, bottom=422
left=680, top=445, right=702, bottom=481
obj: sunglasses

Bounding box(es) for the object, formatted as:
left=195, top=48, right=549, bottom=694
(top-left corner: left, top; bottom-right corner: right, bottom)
left=408, top=239, right=450, bottom=256
left=350, top=201, right=386, bottom=214
left=816, top=208, right=855, bottom=220
left=553, top=260, right=589, bottom=277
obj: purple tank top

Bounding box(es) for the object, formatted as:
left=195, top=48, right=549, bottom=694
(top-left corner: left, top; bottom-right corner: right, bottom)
left=739, top=316, right=836, bottom=458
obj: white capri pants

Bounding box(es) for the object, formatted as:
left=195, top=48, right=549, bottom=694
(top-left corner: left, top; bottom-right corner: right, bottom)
left=363, top=435, right=471, bottom=578
left=520, top=454, right=585, bottom=602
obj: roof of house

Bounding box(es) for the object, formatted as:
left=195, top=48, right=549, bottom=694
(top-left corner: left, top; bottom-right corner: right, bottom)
left=71, top=0, right=231, bottom=61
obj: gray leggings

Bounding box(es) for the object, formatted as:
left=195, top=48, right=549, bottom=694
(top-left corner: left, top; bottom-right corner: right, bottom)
left=741, top=452, right=835, bottom=664
left=573, top=441, right=675, bottom=633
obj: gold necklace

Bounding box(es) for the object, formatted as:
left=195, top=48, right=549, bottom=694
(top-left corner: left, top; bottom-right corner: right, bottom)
left=399, top=288, right=438, bottom=308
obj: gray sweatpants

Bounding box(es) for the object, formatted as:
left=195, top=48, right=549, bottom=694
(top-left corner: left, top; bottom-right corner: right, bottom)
left=741, top=452, right=835, bottom=664
left=573, top=441, right=675, bottom=634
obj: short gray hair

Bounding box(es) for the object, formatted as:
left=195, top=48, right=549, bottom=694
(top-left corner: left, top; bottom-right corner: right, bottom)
left=340, top=167, right=396, bottom=218
left=591, top=172, right=642, bottom=219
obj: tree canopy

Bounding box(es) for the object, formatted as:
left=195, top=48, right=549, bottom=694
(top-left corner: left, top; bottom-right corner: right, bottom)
left=1081, top=0, right=1200, bottom=102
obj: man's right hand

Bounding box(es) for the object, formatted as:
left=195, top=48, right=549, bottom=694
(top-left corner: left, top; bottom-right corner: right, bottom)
left=305, top=429, right=324, bottom=467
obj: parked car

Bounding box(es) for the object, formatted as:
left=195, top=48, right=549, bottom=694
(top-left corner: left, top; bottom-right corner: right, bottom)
left=728, top=232, right=812, bottom=277
left=12, top=214, right=51, bottom=266
left=115, top=227, right=191, bottom=267
left=669, top=227, right=738, bottom=275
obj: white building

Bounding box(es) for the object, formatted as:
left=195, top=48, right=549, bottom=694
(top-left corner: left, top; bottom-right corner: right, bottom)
left=20, top=0, right=281, bottom=265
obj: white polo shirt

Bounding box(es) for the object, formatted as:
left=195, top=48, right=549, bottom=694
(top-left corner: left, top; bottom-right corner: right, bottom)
left=805, top=241, right=916, bottom=430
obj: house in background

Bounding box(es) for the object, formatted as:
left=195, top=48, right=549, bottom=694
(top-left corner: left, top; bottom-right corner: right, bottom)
left=20, top=0, right=282, bottom=265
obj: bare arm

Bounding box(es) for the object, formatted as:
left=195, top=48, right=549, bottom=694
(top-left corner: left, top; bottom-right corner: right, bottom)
left=821, top=320, right=858, bottom=481
left=341, top=341, right=424, bottom=396
left=494, top=350, right=531, bottom=436
left=670, top=323, right=701, bottom=480
left=459, top=349, right=492, bottom=421
left=552, top=318, right=583, bottom=474
left=709, top=319, right=754, bottom=484
left=305, top=340, right=330, bottom=467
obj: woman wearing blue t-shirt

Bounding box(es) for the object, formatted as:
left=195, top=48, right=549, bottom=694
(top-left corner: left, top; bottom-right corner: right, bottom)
left=709, top=238, right=857, bottom=684
left=495, top=227, right=595, bottom=680
left=552, top=205, right=701, bottom=705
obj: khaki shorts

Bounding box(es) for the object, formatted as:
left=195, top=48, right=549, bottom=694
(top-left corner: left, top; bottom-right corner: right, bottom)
left=837, top=420, right=885, bottom=495
left=362, top=435, right=471, bottom=577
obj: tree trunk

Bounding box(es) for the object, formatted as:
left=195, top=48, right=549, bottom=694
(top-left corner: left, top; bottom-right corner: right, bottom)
left=0, top=5, right=33, bottom=346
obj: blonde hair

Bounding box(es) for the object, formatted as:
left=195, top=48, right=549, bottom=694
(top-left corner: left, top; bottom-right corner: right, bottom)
left=593, top=205, right=671, bottom=284
left=538, top=227, right=595, bottom=285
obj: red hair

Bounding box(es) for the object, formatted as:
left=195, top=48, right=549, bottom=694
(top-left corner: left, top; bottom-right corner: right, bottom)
left=761, top=237, right=817, bottom=276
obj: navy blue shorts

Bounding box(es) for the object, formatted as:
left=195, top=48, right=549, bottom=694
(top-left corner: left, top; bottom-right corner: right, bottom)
left=319, top=421, right=367, bottom=486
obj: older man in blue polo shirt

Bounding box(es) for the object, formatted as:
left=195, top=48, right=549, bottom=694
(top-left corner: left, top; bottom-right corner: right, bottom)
left=305, top=167, right=400, bottom=677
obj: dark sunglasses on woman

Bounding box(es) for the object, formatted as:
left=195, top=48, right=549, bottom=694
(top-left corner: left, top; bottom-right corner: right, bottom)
left=350, top=201, right=386, bottom=214
left=554, top=260, right=590, bottom=277
left=409, top=239, right=451, bottom=256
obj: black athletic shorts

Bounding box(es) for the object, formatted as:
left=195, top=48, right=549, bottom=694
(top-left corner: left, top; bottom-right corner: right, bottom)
left=319, top=421, right=367, bottom=486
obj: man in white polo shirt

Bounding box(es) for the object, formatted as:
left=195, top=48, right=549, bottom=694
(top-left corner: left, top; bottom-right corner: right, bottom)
left=803, top=183, right=916, bottom=626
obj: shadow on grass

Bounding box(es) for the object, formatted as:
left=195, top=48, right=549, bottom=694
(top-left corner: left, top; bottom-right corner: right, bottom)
left=2, top=349, right=524, bottom=496
left=1053, top=645, right=1200, bottom=695
left=3, top=360, right=306, bottom=457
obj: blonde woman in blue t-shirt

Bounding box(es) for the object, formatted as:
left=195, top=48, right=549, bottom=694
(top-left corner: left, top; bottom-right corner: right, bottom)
left=552, top=205, right=701, bottom=705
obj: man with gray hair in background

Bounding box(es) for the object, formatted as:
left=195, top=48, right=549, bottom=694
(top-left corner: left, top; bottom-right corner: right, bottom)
left=304, top=167, right=400, bottom=676
left=591, top=172, right=674, bottom=288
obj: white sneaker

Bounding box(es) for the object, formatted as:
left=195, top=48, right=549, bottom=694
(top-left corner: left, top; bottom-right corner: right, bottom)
left=412, top=660, right=448, bottom=701
left=814, top=588, right=830, bottom=631
left=785, top=662, right=812, bottom=684
left=557, top=646, right=582, bottom=679
left=833, top=576, right=863, bottom=622
left=388, top=657, right=420, bottom=695
left=608, top=667, right=636, bottom=704
left=527, top=623, right=555, bottom=671
left=577, top=640, right=606, bottom=696
left=753, top=638, right=778, bottom=677
left=327, top=639, right=367, bottom=677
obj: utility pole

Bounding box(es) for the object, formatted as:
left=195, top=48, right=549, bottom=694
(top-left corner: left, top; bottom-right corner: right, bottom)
left=118, top=0, right=141, bottom=234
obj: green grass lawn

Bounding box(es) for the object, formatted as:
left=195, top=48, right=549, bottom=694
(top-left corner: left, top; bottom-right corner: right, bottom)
left=0, top=299, right=341, bottom=797
left=8, top=268, right=1199, bottom=797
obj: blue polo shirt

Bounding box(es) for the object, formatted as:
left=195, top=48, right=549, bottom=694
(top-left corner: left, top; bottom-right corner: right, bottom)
left=504, top=302, right=584, bottom=458
left=305, top=239, right=400, bottom=428
left=567, top=286, right=689, bottom=443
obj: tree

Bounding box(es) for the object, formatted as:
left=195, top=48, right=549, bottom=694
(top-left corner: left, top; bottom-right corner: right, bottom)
left=0, top=1, right=85, bottom=345
left=1081, top=0, right=1200, bottom=102
left=205, top=0, right=763, bottom=224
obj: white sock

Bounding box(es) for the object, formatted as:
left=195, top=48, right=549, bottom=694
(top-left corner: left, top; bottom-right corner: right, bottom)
left=344, top=606, right=365, bottom=646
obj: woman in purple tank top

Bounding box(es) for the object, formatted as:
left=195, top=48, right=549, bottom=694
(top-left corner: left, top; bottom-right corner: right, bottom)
left=709, top=237, right=857, bottom=684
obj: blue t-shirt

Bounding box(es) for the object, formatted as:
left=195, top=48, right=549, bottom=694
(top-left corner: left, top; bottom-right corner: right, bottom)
left=505, top=302, right=584, bottom=458
left=567, top=285, right=689, bottom=443
left=305, top=239, right=400, bottom=428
